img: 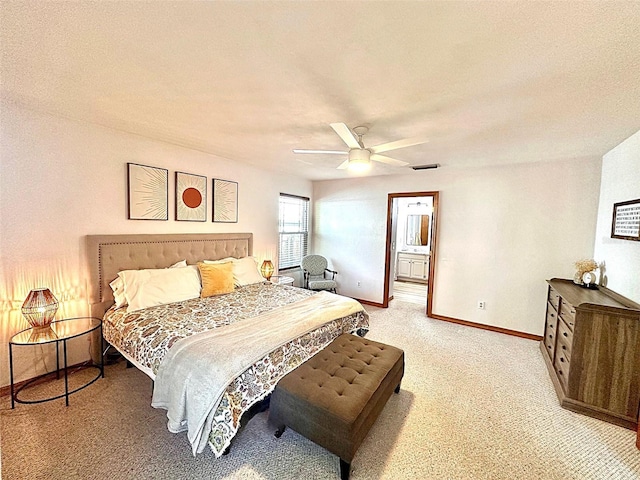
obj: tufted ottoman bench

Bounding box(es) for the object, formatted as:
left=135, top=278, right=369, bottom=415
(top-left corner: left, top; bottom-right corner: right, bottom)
left=269, top=333, right=404, bottom=480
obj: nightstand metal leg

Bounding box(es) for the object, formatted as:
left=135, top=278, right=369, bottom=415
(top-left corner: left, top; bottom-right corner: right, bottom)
left=63, top=339, right=69, bottom=406
left=9, top=343, right=15, bottom=409
left=55, top=340, right=60, bottom=379
left=99, top=324, right=105, bottom=378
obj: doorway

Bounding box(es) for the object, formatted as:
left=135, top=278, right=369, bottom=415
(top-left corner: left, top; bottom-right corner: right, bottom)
left=383, top=191, right=439, bottom=316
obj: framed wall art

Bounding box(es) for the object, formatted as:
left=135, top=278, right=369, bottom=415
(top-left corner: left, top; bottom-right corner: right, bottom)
left=176, top=171, right=207, bottom=222
left=212, top=179, right=238, bottom=223
left=127, top=163, right=168, bottom=220
left=611, top=198, right=640, bottom=241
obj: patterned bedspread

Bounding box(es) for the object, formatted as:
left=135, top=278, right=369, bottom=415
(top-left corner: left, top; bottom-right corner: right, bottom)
left=102, top=282, right=369, bottom=456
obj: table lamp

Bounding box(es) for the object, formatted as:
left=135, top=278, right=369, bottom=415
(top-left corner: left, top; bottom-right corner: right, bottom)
left=21, top=288, right=58, bottom=329
left=260, top=260, right=274, bottom=281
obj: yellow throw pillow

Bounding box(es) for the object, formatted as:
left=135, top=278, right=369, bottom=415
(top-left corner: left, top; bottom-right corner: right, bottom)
left=198, top=262, right=234, bottom=298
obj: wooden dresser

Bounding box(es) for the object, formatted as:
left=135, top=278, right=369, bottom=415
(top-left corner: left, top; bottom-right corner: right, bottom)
left=541, top=278, right=640, bottom=430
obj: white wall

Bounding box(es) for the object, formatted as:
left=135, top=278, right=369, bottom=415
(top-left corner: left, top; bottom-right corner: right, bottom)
left=0, top=100, right=311, bottom=387
left=313, top=158, right=602, bottom=336
left=594, top=130, right=640, bottom=303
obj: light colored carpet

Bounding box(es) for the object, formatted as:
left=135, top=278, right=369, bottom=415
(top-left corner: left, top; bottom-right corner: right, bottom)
left=1, top=300, right=638, bottom=479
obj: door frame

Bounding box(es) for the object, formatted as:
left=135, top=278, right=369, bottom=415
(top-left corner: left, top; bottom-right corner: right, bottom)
left=383, top=191, right=440, bottom=316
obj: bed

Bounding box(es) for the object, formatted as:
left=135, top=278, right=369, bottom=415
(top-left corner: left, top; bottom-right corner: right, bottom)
left=85, top=233, right=369, bottom=456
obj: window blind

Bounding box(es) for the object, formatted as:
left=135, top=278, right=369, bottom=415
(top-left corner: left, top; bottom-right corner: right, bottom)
left=278, top=194, right=309, bottom=270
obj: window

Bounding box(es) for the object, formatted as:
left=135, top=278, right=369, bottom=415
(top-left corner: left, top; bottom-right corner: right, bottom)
left=278, top=194, right=309, bottom=270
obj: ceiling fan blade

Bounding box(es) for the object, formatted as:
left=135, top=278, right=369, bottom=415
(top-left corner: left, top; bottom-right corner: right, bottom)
left=370, top=137, right=429, bottom=154
left=337, top=160, right=350, bottom=170
left=330, top=123, right=362, bottom=149
left=293, top=149, right=347, bottom=155
left=370, top=154, right=409, bottom=167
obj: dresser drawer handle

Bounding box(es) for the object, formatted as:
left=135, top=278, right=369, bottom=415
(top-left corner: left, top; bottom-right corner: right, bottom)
left=547, top=345, right=552, bottom=350
left=550, top=313, right=555, bottom=317
left=558, top=370, right=563, bottom=376
left=560, top=357, right=565, bottom=363
left=562, top=345, right=567, bottom=350
left=548, top=334, right=554, bottom=339
left=563, top=332, right=568, bottom=337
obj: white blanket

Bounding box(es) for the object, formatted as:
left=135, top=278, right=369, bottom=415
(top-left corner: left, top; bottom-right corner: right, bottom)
left=150, top=290, right=364, bottom=455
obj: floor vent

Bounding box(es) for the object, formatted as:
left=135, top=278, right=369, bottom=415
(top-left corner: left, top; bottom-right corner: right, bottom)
left=411, top=163, right=440, bottom=170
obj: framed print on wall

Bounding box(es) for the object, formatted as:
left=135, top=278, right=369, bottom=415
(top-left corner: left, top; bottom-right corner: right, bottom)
left=213, top=178, right=238, bottom=223
left=127, top=163, right=168, bottom=220
left=176, top=171, right=207, bottom=222
left=611, top=198, right=640, bottom=241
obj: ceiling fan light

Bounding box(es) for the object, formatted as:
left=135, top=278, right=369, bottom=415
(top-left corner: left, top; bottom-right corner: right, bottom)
left=348, top=149, right=371, bottom=171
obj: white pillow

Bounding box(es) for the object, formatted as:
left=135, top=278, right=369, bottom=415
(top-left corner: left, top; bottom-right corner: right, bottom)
left=109, top=277, right=127, bottom=309
left=119, top=265, right=201, bottom=312
left=203, top=257, right=264, bottom=286
left=230, top=257, right=265, bottom=286
left=109, top=260, right=188, bottom=309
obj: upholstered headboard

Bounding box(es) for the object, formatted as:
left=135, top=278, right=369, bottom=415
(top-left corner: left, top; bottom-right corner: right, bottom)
left=86, top=233, right=253, bottom=318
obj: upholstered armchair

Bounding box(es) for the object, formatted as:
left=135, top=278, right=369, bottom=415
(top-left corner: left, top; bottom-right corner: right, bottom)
left=301, top=255, right=338, bottom=293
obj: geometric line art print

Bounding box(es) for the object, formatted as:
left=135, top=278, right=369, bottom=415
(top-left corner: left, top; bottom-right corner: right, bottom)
left=127, top=163, right=168, bottom=220
left=213, top=178, right=238, bottom=223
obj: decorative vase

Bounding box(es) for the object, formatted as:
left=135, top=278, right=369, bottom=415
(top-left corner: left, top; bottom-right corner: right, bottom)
left=573, top=272, right=583, bottom=285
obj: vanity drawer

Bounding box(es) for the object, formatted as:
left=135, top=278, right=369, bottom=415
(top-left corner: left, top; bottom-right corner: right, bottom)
left=548, top=287, right=561, bottom=311
left=398, top=252, right=429, bottom=261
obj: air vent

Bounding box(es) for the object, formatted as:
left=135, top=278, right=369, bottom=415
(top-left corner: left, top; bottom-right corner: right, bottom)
left=411, top=163, right=440, bottom=170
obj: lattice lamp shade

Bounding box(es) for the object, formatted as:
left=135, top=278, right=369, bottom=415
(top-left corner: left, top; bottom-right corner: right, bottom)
left=260, top=260, right=274, bottom=281
left=21, top=288, right=59, bottom=329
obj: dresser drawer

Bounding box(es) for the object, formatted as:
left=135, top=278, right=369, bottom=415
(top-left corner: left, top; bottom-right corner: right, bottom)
left=559, top=298, right=576, bottom=330
left=556, top=322, right=572, bottom=361
left=545, top=302, right=558, bottom=331
left=558, top=317, right=574, bottom=346
left=544, top=304, right=558, bottom=359
left=548, top=287, right=561, bottom=311
left=544, top=332, right=557, bottom=359
left=554, top=349, right=570, bottom=392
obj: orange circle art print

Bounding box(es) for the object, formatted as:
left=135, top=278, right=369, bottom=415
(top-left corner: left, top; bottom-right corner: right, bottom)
left=176, top=172, right=207, bottom=221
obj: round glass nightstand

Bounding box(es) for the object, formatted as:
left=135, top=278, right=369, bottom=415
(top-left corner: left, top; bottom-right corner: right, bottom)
left=9, top=317, right=104, bottom=408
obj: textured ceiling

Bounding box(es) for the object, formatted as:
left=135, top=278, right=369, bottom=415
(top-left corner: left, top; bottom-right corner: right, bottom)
left=2, top=1, right=640, bottom=180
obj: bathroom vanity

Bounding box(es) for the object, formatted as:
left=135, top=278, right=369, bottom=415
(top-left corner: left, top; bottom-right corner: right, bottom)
left=396, top=252, right=429, bottom=283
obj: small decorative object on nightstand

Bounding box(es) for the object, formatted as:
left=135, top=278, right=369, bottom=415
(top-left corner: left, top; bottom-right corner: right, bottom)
left=260, top=260, right=275, bottom=281
left=21, top=288, right=58, bottom=329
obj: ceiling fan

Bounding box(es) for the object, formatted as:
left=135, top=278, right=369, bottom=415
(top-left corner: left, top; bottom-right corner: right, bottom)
left=293, top=123, right=429, bottom=171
